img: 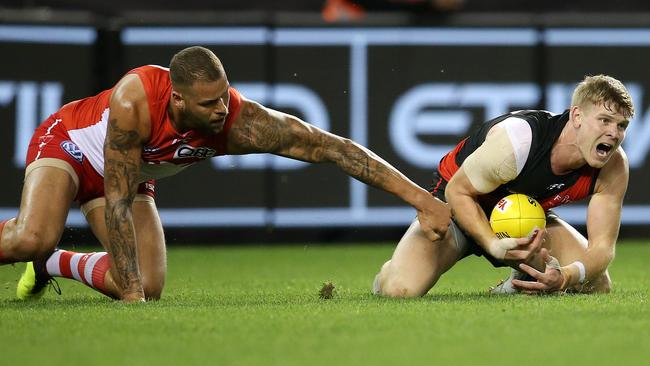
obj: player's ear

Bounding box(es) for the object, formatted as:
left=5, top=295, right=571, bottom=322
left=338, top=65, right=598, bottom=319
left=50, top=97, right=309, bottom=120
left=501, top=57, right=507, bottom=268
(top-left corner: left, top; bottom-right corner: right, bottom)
left=570, top=105, right=582, bottom=127
left=171, top=90, right=185, bottom=109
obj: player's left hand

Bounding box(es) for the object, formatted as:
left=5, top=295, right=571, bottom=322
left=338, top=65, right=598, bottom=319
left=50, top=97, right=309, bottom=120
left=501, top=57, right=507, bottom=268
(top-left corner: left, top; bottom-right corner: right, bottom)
left=511, top=248, right=565, bottom=294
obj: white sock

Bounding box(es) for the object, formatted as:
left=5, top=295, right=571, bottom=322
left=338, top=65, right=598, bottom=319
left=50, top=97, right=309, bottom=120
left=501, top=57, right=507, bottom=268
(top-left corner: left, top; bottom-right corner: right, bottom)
left=45, top=249, right=111, bottom=294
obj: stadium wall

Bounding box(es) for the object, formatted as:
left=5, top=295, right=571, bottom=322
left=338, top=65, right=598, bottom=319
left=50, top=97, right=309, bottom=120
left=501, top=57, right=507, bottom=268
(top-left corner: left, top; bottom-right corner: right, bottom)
left=1, top=10, right=649, bottom=242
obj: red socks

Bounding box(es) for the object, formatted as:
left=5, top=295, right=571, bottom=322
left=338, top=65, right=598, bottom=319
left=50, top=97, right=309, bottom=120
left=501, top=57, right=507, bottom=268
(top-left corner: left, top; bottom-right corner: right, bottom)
left=45, top=249, right=111, bottom=296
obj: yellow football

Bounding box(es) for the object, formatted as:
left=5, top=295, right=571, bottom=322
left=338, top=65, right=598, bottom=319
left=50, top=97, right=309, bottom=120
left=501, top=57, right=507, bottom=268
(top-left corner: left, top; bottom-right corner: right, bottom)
left=489, top=194, right=546, bottom=239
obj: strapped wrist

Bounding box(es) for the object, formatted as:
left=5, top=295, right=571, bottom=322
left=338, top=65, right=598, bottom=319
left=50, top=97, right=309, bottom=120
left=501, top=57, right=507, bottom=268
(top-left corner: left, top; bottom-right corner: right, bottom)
left=486, top=237, right=516, bottom=260
left=559, top=261, right=586, bottom=290
left=572, top=261, right=586, bottom=284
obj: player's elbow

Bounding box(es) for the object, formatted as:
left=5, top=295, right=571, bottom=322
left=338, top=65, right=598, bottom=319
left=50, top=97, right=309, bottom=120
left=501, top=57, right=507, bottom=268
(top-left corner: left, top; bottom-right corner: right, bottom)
left=599, top=278, right=612, bottom=293
left=586, top=274, right=612, bottom=294
left=578, top=270, right=612, bottom=294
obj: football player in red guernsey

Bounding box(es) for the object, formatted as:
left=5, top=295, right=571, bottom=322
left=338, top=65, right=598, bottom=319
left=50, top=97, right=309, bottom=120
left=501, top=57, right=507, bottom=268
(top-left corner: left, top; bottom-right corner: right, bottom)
left=373, top=75, right=634, bottom=297
left=1, top=46, right=450, bottom=302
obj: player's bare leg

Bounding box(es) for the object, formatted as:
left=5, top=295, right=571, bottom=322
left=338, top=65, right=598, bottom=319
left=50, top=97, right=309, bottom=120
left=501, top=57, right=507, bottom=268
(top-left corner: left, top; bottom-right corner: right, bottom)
left=83, top=196, right=167, bottom=300
left=1, top=165, right=75, bottom=263
left=542, top=216, right=611, bottom=293
left=23, top=194, right=166, bottom=301
left=373, top=219, right=462, bottom=297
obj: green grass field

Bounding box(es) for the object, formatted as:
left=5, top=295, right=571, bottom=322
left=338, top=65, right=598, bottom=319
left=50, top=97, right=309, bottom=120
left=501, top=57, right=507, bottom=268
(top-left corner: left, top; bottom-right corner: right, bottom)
left=1, top=241, right=648, bottom=366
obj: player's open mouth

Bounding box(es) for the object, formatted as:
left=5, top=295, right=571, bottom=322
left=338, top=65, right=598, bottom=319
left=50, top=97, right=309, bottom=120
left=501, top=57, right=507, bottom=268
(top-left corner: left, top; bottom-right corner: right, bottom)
left=596, top=143, right=613, bottom=157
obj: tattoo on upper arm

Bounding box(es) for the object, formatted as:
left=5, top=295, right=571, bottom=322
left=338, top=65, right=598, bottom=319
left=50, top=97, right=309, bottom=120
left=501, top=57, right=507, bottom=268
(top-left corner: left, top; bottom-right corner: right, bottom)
left=233, top=103, right=391, bottom=187
left=234, top=103, right=328, bottom=160
left=231, top=103, right=284, bottom=153
left=105, top=118, right=140, bottom=201
left=106, top=118, right=140, bottom=157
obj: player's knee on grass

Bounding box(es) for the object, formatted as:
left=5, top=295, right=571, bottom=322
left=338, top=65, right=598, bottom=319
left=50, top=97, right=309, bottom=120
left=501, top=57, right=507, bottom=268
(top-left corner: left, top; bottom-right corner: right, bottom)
left=380, top=276, right=428, bottom=298
left=595, top=276, right=612, bottom=293
left=142, top=275, right=165, bottom=300
left=142, top=273, right=165, bottom=300
left=576, top=273, right=611, bottom=294
left=374, top=262, right=428, bottom=298
left=372, top=260, right=391, bottom=295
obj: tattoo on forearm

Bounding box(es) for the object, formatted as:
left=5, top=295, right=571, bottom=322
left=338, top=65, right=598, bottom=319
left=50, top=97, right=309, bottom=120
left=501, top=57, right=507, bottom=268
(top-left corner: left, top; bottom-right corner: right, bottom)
left=332, top=144, right=389, bottom=187
left=103, top=118, right=142, bottom=294
left=104, top=194, right=141, bottom=292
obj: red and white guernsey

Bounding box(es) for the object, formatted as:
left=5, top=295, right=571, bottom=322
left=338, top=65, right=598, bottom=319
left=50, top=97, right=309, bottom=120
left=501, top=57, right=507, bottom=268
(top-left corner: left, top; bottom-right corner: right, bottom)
left=26, top=65, right=243, bottom=203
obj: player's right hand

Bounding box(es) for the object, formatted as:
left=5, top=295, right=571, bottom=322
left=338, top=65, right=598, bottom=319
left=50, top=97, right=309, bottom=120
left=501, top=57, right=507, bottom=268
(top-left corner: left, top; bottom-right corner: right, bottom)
left=416, top=196, right=451, bottom=241
left=487, top=228, right=544, bottom=261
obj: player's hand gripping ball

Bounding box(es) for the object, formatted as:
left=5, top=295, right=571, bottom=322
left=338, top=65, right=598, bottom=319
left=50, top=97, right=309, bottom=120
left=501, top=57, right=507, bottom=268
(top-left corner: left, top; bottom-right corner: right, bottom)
left=489, top=194, right=546, bottom=239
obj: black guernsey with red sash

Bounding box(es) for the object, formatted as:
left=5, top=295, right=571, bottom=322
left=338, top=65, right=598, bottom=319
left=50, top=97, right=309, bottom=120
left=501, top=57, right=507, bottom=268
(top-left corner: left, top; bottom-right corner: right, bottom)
left=431, top=110, right=600, bottom=265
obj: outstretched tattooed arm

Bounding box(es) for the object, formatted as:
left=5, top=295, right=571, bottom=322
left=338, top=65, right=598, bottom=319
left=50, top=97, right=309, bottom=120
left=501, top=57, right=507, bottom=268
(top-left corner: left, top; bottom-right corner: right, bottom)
left=104, top=74, right=149, bottom=302
left=227, top=100, right=450, bottom=240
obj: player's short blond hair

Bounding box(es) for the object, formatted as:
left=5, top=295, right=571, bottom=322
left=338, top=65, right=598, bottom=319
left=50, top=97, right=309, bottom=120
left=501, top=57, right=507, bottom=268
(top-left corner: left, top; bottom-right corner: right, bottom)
left=571, top=75, right=634, bottom=119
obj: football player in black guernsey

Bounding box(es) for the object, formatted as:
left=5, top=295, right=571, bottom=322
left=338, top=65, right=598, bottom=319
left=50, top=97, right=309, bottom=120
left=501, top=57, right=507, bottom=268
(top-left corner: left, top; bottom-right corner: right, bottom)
left=373, top=75, right=634, bottom=296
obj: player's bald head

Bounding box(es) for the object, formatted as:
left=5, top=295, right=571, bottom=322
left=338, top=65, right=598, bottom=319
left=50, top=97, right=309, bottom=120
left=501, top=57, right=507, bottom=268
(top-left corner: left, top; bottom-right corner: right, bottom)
left=169, top=46, right=225, bottom=89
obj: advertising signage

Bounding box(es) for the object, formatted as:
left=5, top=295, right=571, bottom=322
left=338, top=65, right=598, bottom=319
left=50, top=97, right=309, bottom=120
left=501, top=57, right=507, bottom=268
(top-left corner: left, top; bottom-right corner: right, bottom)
left=2, top=26, right=649, bottom=227
left=0, top=25, right=97, bottom=225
